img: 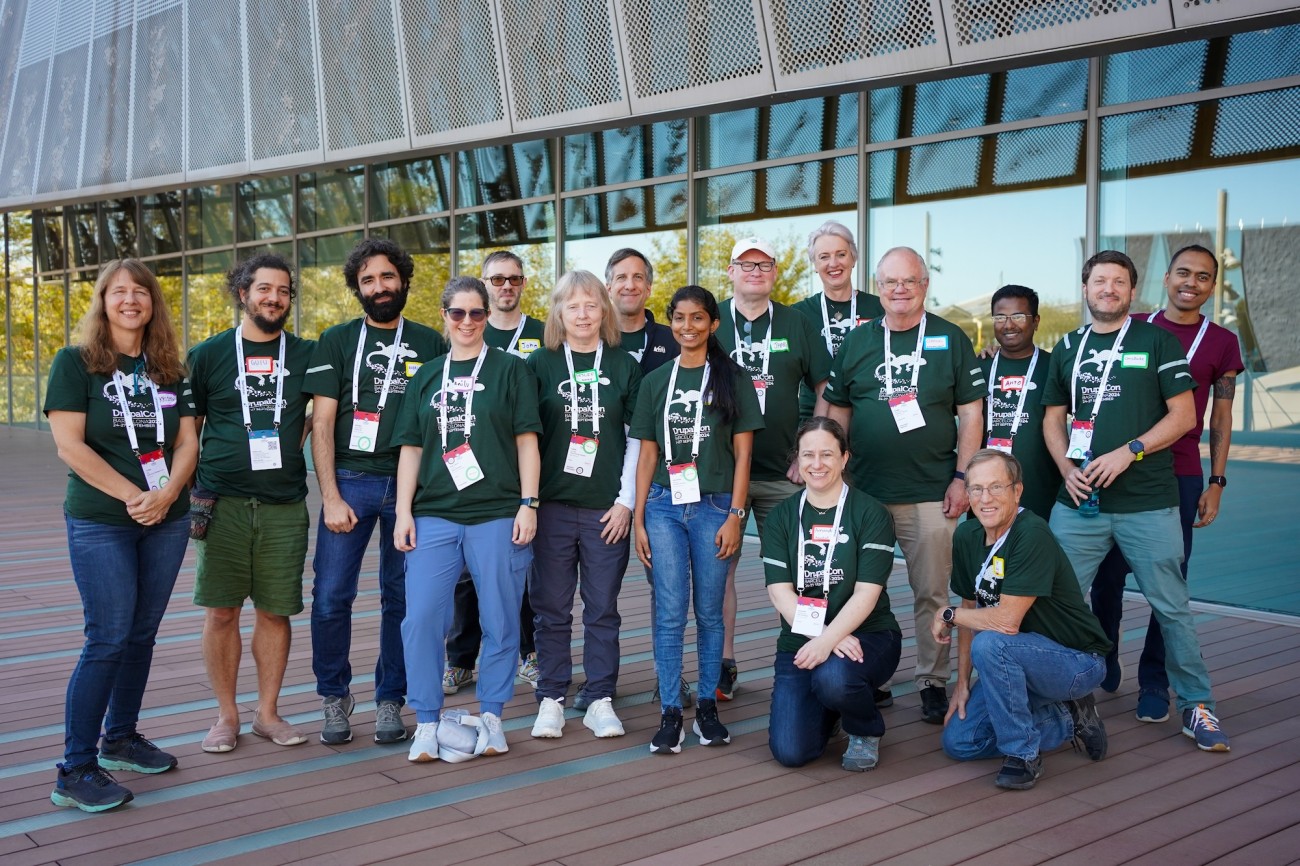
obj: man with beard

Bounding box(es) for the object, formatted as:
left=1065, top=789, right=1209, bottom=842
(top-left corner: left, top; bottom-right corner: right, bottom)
left=302, top=238, right=447, bottom=746
left=188, top=255, right=317, bottom=753
left=483, top=250, right=544, bottom=358
left=605, top=247, right=678, bottom=374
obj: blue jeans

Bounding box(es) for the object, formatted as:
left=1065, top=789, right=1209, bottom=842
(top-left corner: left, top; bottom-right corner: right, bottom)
left=1089, top=474, right=1203, bottom=698
left=942, top=631, right=1103, bottom=762
left=1050, top=502, right=1214, bottom=712
left=311, top=470, right=407, bottom=704
left=643, top=485, right=735, bottom=709
left=769, top=630, right=902, bottom=767
left=64, top=514, right=190, bottom=766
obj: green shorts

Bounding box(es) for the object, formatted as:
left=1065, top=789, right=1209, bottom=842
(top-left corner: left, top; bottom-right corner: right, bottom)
left=194, top=496, right=309, bottom=616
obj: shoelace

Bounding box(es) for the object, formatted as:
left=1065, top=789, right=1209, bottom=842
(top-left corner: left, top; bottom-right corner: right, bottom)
left=80, top=764, right=118, bottom=788
left=1192, top=705, right=1221, bottom=731
left=323, top=702, right=349, bottom=724
left=413, top=721, right=437, bottom=738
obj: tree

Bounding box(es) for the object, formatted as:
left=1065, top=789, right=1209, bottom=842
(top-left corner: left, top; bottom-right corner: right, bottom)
left=648, top=225, right=813, bottom=318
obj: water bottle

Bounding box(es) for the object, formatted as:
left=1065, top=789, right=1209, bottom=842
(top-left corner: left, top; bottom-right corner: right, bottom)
left=1077, top=450, right=1100, bottom=518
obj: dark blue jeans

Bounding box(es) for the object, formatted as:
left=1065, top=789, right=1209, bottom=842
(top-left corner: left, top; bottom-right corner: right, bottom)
left=64, top=514, right=189, bottom=766
left=310, top=469, right=407, bottom=704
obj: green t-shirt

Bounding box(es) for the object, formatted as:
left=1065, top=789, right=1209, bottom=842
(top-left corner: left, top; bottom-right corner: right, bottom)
left=628, top=361, right=765, bottom=495
left=188, top=328, right=316, bottom=503
left=485, top=315, right=545, bottom=359
left=302, top=317, right=448, bottom=476
left=792, top=290, right=886, bottom=420
left=391, top=348, right=543, bottom=523
left=823, top=314, right=985, bottom=503
left=980, top=349, right=1058, bottom=520
left=528, top=343, right=643, bottom=509
left=951, top=510, right=1113, bottom=656
left=43, top=348, right=196, bottom=526
left=761, top=485, right=900, bottom=652
left=620, top=329, right=646, bottom=357
left=716, top=300, right=832, bottom=482
left=1041, top=320, right=1195, bottom=513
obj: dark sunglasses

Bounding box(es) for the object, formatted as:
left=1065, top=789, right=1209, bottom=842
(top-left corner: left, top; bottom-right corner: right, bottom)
left=444, top=307, right=489, bottom=323
left=486, top=275, right=525, bottom=287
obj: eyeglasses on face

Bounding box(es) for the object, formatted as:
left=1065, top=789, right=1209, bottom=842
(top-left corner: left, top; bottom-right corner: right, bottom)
left=879, top=277, right=923, bottom=291
left=486, top=274, right=525, bottom=287
left=966, top=482, right=1014, bottom=498
left=731, top=260, right=775, bottom=273
left=992, top=313, right=1030, bottom=325
left=444, top=307, right=489, bottom=323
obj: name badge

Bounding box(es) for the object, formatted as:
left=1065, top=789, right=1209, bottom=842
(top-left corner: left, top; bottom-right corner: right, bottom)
left=999, top=376, right=1026, bottom=391
left=404, top=361, right=422, bottom=378
left=246, top=357, right=274, bottom=375
left=888, top=392, right=926, bottom=433
left=810, top=524, right=835, bottom=543
left=451, top=375, right=475, bottom=392
left=752, top=378, right=767, bottom=414
left=157, top=391, right=178, bottom=409
left=1067, top=420, right=1094, bottom=460
left=992, top=556, right=1005, bottom=579
left=443, top=442, right=484, bottom=490
left=986, top=436, right=1014, bottom=454
left=923, top=335, right=949, bottom=350
left=517, top=338, right=541, bottom=356
left=769, top=338, right=789, bottom=352
left=792, top=596, right=828, bottom=637
left=574, top=368, right=599, bottom=385
left=668, top=462, right=701, bottom=504
left=1121, top=352, right=1149, bottom=369
left=139, top=449, right=171, bottom=490
left=563, top=435, right=599, bottom=476
left=350, top=410, right=380, bottom=453
left=248, top=429, right=282, bottom=471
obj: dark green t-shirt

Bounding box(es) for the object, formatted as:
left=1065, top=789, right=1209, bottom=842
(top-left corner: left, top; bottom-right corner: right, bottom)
left=823, top=314, right=985, bottom=503
left=628, top=361, right=765, bottom=495
left=528, top=343, right=642, bottom=509
left=43, top=347, right=196, bottom=526
left=762, top=485, right=900, bottom=652
left=716, top=300, right=832, bottom=482
left=980, top=349, right=1058, bottom=520
left=391, top=348, right=542, bottom=523
left=188, top=328, right=316, bottom=503
left=951, top=510, right=1112, bottom=656
left=1041, top=320, right=1195, bottom=513
left=485, top=315, right=545, bottom=359
left=302, top=317, right=447, bottom=477
left=791, top=290, right=885, bottom=420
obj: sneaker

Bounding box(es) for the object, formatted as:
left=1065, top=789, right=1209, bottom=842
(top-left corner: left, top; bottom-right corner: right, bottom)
left=841, top=735, right=881, bottom=772
left=1065, top=693, right=1108, bottom=761
left=482, top=711, right=508, bottom=755
left=920, top=685, right=948, bottom=725
left=693, top=698, right=730, bottom=746
left=1136, top=689, right=1170, bottom=723
left=873, top=688, right=894, bottom=708
left=442, top=665, right=475, bottom=695
left=50, top=761, right=134, bottom=812
left=716, top=658, right=738, bottom=701
left=573, top=691, right=591, bottom=712
left=1182, top=704, right=1230, bottom=752
left=98, top=733, right=178, bottom=774
left=531, top=697, right=566, bottom=738
left=374, top=700, right=408, bottom=744
left=995, top=754, right=1043, bottom=790
left=650, top=706, right=684, bottom=754
left=320, top=693, right=355, bottom=745
left=1101, top=644, right=1124, bottom=694
left=518, top=652, right=540, bottom=688
left=582, top=697, right=625, bottom=738
left=652, top=677, right=694, bottom=708
left=408, top=721, right=439, bottom=762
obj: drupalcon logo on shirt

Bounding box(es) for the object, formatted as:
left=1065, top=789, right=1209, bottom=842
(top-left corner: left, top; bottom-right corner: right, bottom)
left=365, top=341, right=419, bottom=393
left=235, top=361, right=291, bottom=411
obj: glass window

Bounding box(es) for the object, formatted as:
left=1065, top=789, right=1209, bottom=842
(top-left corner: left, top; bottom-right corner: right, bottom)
left=69, top=203, right=100, bottom=270
left=457, top=140, right=554, bottom=208
left=1002, top=60, right=1087, bottom=121
left=9, top=277, right=37, bottom=426
left=185, top=250, right=237, bottom=348
left=374, top=218, right=452, bottom=330
left=140, top=192, right=182, bottom=257
left=150, top=258, right=184, bottom=333
left=298, top=165, right=364, bottom=233
left=1222, top=24, right=1300, bottom=87
left=237, top=176, right=294, bottom=242
left=369, top=156, right=450, bottom=221
left=457, top=207, right=557, bottom=317
left=68, top=273, right=97, bottom=335
left=100, top=199, right=138, bottom=260
left=37, top=279, right=67, bottom=429
left=36, top=210, right=66, bottom=273
left=699, top=107, right=760, bottom=170
left=186, top=185, right=235, bottom=250
left=7, top=212, right=35, bottom=277
left=563, top=180, right=688, bottom=244
left=1102, top=41, right=1208, bottom=106
left=913, top=75, right=991, bottom=137
left=298, top=231, right=364, bottom=340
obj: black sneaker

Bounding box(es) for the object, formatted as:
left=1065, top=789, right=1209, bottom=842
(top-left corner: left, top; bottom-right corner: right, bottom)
left=995, top=754, right=1043, bottom=790
left=650, top=707, right=685, bottom=755
left=693, top=698, right=731, bottom=746
left=50, top=761, right=134, bottom=812
left=99, top=733, right=178, bottom=774
left=919, top=685, right=948, bottom=724
left=873, top=688, right=894, bottom=708
left=1065, top=693, right=1108, bottom=761
left=716, top=658, right=738, bottom=701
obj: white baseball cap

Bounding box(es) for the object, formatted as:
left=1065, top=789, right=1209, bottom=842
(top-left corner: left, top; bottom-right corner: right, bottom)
left=730, top=236, right=776, bottom=261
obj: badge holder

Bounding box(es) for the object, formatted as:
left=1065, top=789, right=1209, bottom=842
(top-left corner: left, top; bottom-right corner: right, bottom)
left=986, top=436, right=1014, bottom=455
left=563, top=435, right=599, bottom=476
left=248, top=428, right=282, bottom=470
left=668, top=462, right=701, bottom=503
left=753, top=378, right=767, bottom=414
left=138, top=449, right=171, bottom=490
left=350, top=410, right=380, bottom=453
left=443, top=442, right=484, bottom=490
left=1067, top=420, right=1094, bottom=460
left=791, top=596, right=828, bottom=637
left=888, top=392, right=926, bottom=433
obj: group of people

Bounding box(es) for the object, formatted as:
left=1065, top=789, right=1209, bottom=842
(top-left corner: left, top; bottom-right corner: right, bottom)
left=44, top=220, right=1240, bottom=813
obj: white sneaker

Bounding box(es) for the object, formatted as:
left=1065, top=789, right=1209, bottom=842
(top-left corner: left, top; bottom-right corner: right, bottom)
left=531, top=697, right=566, bottom=738
left=582, top=697, right=625, bottom=738
left=408, top=721, right=438, bottom=762
left=482, top=711, right=508, bottom=755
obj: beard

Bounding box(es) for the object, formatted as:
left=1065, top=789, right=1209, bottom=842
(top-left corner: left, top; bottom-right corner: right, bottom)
left=358, top=285, right=409, bottom=324
left=1086, top=301, right=1129, bottom=325
left=248, top=304, right=291, bottom=334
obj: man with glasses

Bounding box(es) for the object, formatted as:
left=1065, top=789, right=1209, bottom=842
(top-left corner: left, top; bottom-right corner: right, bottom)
left=483, top=250, right=544, bottom=359
left=817, top=246, right=984, bottom=723
left=605, top=247, right=678, bottom=375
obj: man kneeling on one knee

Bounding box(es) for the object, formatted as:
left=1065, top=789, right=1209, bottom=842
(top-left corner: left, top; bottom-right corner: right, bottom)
left=934, top=449, right=1112, bottom=790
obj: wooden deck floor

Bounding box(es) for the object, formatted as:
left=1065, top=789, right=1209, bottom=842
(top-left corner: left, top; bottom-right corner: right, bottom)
left=2, top=425, right=1298, bottom=866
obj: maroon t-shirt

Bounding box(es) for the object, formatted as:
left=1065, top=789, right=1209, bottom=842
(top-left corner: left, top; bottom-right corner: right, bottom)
left=1144, top=310, right=1244, bottom=476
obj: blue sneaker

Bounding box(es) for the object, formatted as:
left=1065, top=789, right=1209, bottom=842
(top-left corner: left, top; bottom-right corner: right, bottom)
left=1182, top=705, right=1230, bottom=752
left=50, top=761, right=134, bottom=812
left=99, top=733, right=178, bottom=774
left=1136, top=690, right=1170, bottom=723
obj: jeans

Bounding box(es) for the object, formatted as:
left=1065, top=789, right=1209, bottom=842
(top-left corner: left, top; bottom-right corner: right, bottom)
left=942, top=631, right=1104, bottom=762
left=310, top=469, right=407, bottom=704
left=1050, top=502, right=1214, bottom=712
left=1089, top=474, right=1203, bottom=698
left=402, top=517, right=531, bottom=722
left=643, top=485, right=735, bottom=709
left=768, top=630, right=902, bottom=767
left=446, top=574, right=536, bottom=668
left=63, top=514, right=190, bottom=766
left=529, top=502, right=630, bottom=702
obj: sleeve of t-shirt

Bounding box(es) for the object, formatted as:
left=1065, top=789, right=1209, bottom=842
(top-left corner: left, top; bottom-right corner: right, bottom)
left=1215, top=328, right=1245, bottom=380
left=510, top=356, right=544, bottom=435
left=802, top=314, right=833, bottom=389
left=302, top=326, right=344, bottom=399
left=1040, top=334, right=1074, bottom=408
left=950, top=521, right=978, bottom=601
left=952, top=329, right=986, bottom=404
left=733, top=371, right=766, bottom=434
left=628, top=374, right=658, bottom=442
left=175, top=376, right=197, bottom=416
left=1154, top=329, right=1197, bottom=400
left=761, top=497, right=794, bottom=585
left=821, top=329, right=859, bottom=407
left=997, top=522, right=1056, bottom=598
left=186, top=344, right=209, bottom=417
left=853, top=497, right=897, bottom=589
left=390, top=364, right=427, bottom=448
left=43, top=348, right=90, bottom=414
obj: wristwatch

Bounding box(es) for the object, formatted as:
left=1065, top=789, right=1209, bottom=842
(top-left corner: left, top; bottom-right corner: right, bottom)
left=1127, top=439, right=1145, bottom=461
left=1208, top=475, right=1227, bottom=488
left=728, top=507, right=747, bottom=519
left=942, top=606, right=957, bottom=627
left=520, top=497, right=540, bottom=509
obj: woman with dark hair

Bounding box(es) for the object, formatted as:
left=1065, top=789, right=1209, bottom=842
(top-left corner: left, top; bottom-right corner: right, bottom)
left=630, top=285, right=764, bottom=754
left=44, top=259, right=198, bottom=811
left=762, top=417, right=902, bottom=772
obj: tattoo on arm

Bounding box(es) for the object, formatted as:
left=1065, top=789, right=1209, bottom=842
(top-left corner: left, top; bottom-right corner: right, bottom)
left=1209, top=427, right=1224, bottom=462
left=1213, top=375, right=1236, bottom=400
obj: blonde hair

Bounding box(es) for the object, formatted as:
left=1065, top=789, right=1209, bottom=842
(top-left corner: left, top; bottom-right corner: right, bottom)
left=543, top=270, right=622, bottom=351
left=75, top=259, right=185, bottom=384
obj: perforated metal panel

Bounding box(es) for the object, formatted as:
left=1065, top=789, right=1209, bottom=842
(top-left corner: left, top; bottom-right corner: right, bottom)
left=1222, top=24, right=1300, bottom=86
left=907, top=138, right=981, bottom=197
left=942, top=0, right=1171, bottom=64
left=316, top=0, right=409, bottom=159
left=187, top=0, right=247, bottom=178
left=1172, top=0, right=1300, bottom=27
left=34, top=0, right=93, bottom=195
left=246, top=0, right=323, bottom=167
left=0, top=0, right=55, bottom=200
left=1211, top=86, right=1300, bottom=158
left=993, top=121, right=1083, bottom=185
left=1100, top=104, right=1199, bottom=172
left=80, top=0, right=135, bottom=190
left=132, top=2, right=184, bottom=183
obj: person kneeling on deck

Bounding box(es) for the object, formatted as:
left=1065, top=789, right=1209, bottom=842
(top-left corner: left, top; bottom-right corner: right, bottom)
left=762, top=417, right=901, bottom=772
left=935, top=449, right=1111, bottom=790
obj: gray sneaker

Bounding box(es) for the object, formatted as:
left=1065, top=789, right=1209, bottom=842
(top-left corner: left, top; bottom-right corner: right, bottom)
left=320, top=693, right=355, bottom=745
left=652, top=677, right=694, bottom=708
left=481, top=711, right=508, bottom=755
left=842, top=734, right=881, bottom=772
left=374, top=700, right=407, bottom=744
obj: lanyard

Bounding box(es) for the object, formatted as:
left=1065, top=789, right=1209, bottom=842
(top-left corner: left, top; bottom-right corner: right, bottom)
left=976, top=508, right=1023, bottom=601
left=883, top=314, right=926, bottom=396
left=820, top=292, right=856, bottom=356
left=986, top=347, right=1039, bottom=439
left=796, top=483, right=849, bottom=596
left=439, top=344, right=489, bottom=451
left=108, top=360, right=164, bottom=456
left=1148, top=310, right=1209, bottom=363
left=563, top=341, right=603, bottom=437
left=234, top=331, right=286, bottom=432
left=351, top=317, right=405, bottom=413
left=732, top=301, right=773, bottom=380
left=663, top=359, right=710, bottom=468
left=1069, top=317, right=1130, bottom=420
left=505, top=315, right=528, bottom=356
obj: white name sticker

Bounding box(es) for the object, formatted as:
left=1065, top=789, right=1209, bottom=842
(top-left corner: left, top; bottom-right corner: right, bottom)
left=769, top=338, right=789, bottom=353
left=1121, top=352, right=1149, bottom=369
left=810, top=524, right=835, bottom=543
left=517, top=338, right=541, bottom=355
left=157, top=391, right=177, bottom=409
left=246, top=357, right=274, bottom=375
left=574, top=368, right=599, bottom=385
left=998, top=376, right=1026, bottom=391
left=923, top=336, right=949, bottom=350
left=404, top=361, right=422, bottom=378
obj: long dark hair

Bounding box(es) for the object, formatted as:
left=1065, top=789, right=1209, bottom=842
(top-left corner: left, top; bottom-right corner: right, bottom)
left=667, top=285, right=743, bottom=423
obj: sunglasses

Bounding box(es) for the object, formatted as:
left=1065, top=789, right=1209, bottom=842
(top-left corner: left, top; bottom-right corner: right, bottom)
left=444, top=307, right=489, bottom=323
left=485, top=275, right=525, bottom=286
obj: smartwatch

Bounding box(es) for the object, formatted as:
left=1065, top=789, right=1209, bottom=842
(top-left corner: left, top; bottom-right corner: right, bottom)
left=1208, top=475, right=1227, bottom=488
left=1127, top=439, right=1145, bottom=461
left=520, top=497, right=540, bottom=509
left=942, top=606, right=957, bottom=627
left=728, top=507, right=747, bottom=520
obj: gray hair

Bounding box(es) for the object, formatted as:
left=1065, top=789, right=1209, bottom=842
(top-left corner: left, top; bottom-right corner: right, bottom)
left=604, top=247, right=654, bottom=286
left=806, top=220, right=858, bottom=263
left=965, top=448, right=1023, bottom=487
left=875, top=246, right=930, bottom=282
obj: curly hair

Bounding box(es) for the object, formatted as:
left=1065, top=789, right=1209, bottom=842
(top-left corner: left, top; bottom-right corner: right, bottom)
left=227, top=254, right=295, bottom=309
left=344, top=237, right=414, bottom=294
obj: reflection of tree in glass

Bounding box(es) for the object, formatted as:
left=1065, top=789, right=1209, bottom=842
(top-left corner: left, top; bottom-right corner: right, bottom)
left=648, top=226, right=813, bottom=318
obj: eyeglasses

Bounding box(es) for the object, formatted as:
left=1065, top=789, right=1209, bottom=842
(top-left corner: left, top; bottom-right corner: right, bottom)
left=486, top=274, right=525, bottom=287
left=966, top=482, right=1014, bottom=498
left=444, top=307, right=488, bottom=323
left=879, top=277, right=923, bottom=291
left=731, top=260, right=775, bottom=273
left=992, top=313, right=1031, bottom=325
